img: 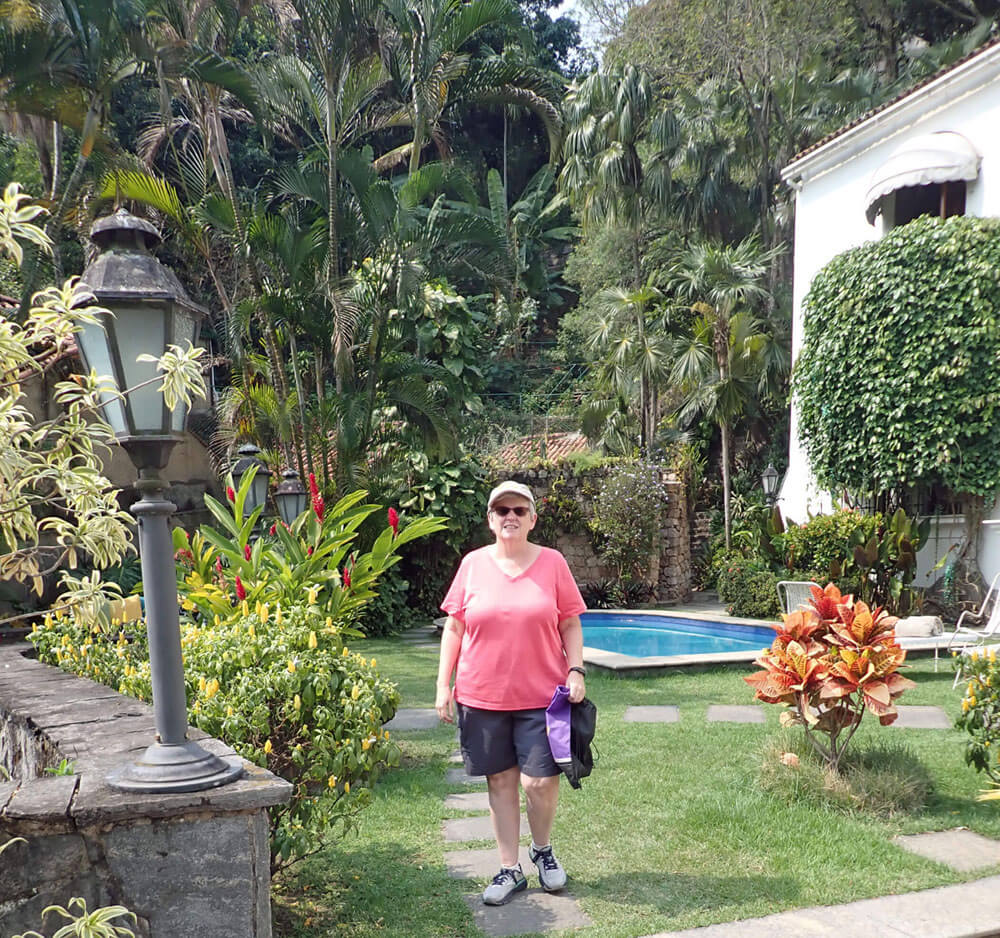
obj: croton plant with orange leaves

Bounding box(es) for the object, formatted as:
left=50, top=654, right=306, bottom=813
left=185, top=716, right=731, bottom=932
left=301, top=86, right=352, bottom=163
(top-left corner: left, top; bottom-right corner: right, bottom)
left=745, top=584, right=915, bottom=771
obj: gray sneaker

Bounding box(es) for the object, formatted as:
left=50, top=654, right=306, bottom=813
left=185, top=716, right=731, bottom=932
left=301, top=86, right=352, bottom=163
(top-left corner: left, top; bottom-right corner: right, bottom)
left=529, top=845, right=567, bottom=891
left=482, top=865, right=527, bottom=905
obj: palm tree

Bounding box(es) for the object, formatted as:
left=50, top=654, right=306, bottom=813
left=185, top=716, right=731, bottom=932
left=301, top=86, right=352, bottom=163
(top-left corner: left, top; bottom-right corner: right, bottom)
left=280, top=0, right=381, bottom=392
left=587, top=283, right=673, bottom=454
left=445, top=165, right=574, bottom=352
left=0, top=0, right=152, bottom=294
left=669, top=236, right=782, bottom=549
left=375, top=0, right=562, bottom=175
left=559, top=63, right=676, bottom=290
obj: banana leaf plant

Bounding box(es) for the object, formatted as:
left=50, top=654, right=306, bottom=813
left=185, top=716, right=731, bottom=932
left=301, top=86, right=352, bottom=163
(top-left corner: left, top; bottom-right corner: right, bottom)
left=745, top=583, right=915, bottom=771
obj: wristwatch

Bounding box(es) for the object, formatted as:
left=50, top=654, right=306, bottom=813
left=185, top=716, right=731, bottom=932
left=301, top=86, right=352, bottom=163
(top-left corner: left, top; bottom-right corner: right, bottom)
left=568, top=666, right=586, bottom=677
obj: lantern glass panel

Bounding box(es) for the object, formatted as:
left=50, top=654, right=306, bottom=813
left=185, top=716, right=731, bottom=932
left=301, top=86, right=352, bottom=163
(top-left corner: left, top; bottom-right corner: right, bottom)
left=249, top=471, right=269, bottom=515
left=276, top=490, right=307, bottom=526
left=169, top=305, right=199, bottom=433
left=76, top=314, right=128, bottom=435
left=116, top=304, right=166, bottom=433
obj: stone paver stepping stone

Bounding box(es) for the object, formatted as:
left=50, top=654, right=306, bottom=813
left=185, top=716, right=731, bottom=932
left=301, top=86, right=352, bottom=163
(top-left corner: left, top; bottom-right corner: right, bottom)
left=445, top=791, right=491, bottom=811
left=443, top=813, right=526, bottom=843
left=624, top=705, right=680, bottom=723
left=444, top=846, right=531, bottom=878
left=383, top=708, right=439, bottom=731
left=893, top=830, right=1000, bottom=871
left=890, top=705, right=952, bottom=729
left=706, top=705, right=765, bottom=724
left=463, top=889, right=591, bottom=937
left=446, top=767, right=486, bottom=786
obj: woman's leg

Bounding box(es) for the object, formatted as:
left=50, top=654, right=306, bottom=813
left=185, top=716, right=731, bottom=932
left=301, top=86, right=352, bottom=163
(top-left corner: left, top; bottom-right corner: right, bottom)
left=521, top=772, right=559, bottom=846
left=486, top=765, right=523, bottom=867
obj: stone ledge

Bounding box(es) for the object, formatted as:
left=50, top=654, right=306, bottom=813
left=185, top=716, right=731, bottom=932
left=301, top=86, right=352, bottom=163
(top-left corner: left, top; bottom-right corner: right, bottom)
left=0, top=643, right=292, bottom=825
left=1, top=642, right=292, bottom=938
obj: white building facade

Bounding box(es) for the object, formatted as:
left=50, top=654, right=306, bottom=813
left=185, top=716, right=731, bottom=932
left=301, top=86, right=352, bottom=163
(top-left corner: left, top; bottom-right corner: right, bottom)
left=780, top=40, right=1000, bottom=586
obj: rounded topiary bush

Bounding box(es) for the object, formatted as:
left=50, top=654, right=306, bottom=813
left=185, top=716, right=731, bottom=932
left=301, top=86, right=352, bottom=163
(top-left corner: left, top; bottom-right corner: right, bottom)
left=795, top=215, right=1000, bottom=498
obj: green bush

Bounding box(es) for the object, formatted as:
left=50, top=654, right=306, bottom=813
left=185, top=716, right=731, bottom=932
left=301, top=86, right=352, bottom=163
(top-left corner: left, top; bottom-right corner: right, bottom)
left=172, top=470, right=444, bottom=627
left=779, top=509, right=876, bottom=576
left=388, top=456, right=488, bottom=618
left=590, top=461, right=670, bottom=582
left=32, top=602, right=400, bottom=874
left=355, top=564, right=420, bottom=637
left=796, top=215, right=1000, bottom=499
left=715, top=557, right=780, bottom=618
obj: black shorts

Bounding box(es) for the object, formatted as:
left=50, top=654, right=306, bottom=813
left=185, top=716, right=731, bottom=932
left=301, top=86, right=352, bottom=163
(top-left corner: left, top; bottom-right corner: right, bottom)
left=456, top=704, right=560, bottom=778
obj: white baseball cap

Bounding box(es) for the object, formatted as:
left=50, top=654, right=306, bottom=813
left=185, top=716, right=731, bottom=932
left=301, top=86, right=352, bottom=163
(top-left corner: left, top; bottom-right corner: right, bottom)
left=487, top=481, right=536, bottom=512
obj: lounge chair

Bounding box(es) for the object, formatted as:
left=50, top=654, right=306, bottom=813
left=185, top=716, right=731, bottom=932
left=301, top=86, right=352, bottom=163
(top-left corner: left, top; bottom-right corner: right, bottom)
left=949, top=572, right=1000, bottom=686
left=776, top=580, right=820, bottom=616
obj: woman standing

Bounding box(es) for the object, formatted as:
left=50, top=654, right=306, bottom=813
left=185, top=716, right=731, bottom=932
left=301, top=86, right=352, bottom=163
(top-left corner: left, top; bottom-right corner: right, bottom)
left=436, top=481, right=587, bottom=905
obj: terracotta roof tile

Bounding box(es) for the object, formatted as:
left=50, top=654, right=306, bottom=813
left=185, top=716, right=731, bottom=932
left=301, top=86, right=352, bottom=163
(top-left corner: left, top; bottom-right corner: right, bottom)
left=493, top=431, right=591, bottom=467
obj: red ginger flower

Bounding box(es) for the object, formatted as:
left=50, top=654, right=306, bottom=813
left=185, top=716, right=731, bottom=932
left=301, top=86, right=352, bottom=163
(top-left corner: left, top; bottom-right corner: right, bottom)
left=244, top=544, right=252, bottom=561
left=269, top=523, right=277, bottom=536
left=388, top=507, right=399, bottom=536
left=226, top=486, right=236, bottom=503
left=235, top=575, right=247, bottom=601
left=216, top=557, right=223, bottom=574
left=308, top=473, right=325, bottom=522
left=307, top=546, right=314, bottom=556
left=343, top=567, right=351, bottom=588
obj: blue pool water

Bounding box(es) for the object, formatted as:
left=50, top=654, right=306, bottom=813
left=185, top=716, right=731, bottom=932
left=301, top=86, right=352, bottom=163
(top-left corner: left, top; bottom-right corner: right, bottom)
left=581, top=611, right=774, bottom=658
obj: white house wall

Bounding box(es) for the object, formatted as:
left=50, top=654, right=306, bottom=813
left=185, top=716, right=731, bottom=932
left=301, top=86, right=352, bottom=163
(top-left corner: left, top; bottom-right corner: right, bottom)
left=781, top=49, right=1000, bottom=584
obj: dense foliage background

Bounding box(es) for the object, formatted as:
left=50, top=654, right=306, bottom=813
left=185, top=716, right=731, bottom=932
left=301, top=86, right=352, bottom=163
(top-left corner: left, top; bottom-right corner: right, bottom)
left=1, top=0, right=997, bottom=599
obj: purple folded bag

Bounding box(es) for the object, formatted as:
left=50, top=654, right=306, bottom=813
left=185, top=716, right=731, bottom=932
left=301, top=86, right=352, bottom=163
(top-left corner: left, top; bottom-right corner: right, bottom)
left=545, top=684, right=572, bottom=767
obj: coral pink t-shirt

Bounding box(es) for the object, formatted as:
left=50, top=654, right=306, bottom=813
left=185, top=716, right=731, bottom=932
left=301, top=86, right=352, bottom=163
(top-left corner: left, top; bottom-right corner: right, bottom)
left=441, top=546, right=587, bottom=710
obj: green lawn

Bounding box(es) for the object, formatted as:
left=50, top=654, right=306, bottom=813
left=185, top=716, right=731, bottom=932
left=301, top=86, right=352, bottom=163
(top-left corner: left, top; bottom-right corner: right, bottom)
left=273, top=640, right=1000, bottom=938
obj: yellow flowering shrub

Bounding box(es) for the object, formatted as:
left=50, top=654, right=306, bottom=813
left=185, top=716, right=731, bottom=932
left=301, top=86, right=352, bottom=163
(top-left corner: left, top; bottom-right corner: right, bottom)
left=31, top=602, right=400, bottom=874
left=955, top=648, right=1000, bottom=786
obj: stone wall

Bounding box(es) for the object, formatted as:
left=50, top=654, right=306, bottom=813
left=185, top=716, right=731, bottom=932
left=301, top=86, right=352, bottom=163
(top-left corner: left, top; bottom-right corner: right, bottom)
left=499, top=464, right=692, bottom=603
left=690, top=510, right=713, bottom=577
left=0, top=644, right=291, bottom=938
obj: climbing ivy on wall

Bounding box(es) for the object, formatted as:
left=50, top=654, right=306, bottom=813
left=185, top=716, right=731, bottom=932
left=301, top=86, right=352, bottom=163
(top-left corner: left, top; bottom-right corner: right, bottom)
left=794, top=215, right=1000, bottom=498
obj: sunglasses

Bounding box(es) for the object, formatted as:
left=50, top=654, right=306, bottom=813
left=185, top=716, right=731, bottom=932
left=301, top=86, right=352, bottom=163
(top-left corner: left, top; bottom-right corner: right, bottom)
left=491, top=505, right=531, bottom=517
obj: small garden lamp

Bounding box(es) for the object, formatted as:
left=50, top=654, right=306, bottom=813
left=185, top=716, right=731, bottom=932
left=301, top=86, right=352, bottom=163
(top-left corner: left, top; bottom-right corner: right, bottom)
left=231, top=443, right=271, bottom=516
left=77, top=207, right=243, bottom=792
left=761, top=463, right=781, bottom=506
left=274, top=468, right=307, bottom=526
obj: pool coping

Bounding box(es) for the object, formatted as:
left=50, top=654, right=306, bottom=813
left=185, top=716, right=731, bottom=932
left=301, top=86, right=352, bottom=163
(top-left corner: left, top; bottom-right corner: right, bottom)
left=581, top=608, right=956, bottom=673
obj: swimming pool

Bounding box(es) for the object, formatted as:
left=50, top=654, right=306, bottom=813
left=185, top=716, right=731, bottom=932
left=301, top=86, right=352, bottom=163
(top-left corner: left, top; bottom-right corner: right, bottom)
left=581, top=611, right=774, bottom=662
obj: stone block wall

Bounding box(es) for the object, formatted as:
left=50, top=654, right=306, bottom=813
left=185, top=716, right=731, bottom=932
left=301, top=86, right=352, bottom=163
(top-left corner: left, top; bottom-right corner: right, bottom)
left=498, top=463, right=692, bottom=603
left=0, top=645, right=291, bottom=938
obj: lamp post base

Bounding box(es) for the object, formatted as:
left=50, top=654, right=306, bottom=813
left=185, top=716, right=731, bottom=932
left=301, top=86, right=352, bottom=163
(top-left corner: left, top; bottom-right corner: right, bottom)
left=107, top=740, right=245, bottom=793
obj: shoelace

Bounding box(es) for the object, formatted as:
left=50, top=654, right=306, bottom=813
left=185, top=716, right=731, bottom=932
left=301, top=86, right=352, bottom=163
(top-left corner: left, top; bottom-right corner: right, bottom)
left=492, top=868, right=520, bottom=885
left=536, top=850, right=559, bottom=871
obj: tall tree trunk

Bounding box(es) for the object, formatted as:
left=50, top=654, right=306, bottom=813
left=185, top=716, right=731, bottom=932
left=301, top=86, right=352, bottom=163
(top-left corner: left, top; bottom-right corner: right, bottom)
left=287, top=331, right=312, bottom=477
left=721, top=420, right=732, bottom=550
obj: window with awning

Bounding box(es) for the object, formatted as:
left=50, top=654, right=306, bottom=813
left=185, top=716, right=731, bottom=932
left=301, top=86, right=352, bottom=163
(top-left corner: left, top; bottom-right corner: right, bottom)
left=865, top=131, right=981, bottom=226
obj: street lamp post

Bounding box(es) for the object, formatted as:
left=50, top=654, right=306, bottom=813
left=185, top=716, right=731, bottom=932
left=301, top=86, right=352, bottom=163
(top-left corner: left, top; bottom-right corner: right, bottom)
left=77, top=208, right=243, bottom=792
left=761, top=463, right=781, bottom=507
left=274, top=469, right=307, bottom=526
